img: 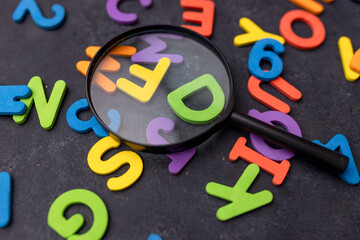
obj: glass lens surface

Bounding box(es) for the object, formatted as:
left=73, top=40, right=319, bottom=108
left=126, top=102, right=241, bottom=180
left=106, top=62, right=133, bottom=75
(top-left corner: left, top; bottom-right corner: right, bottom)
left=89, top=29, right=231, bottom=147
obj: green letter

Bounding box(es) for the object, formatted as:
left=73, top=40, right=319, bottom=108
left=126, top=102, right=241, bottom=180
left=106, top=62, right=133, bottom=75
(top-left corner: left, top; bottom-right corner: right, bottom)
left=167, top=74, right=225, bottom=124
left=47, top=189, right=108, bottom=240
left=13, top=76, right=67, bottom=130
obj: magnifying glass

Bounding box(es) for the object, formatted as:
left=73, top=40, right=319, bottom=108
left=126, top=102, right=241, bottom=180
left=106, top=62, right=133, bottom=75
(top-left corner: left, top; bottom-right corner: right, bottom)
left=86, top=25, right=348, bottom=176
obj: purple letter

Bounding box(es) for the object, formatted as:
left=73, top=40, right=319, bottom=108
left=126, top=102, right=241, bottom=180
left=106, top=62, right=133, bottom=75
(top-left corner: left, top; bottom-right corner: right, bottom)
left=146, top=117, right=195, bottom=174
left=132, top=34, right=184, bottom=64
left=106, top=0, right=152, bottom=25
left=249, top=109, right=302, bottom=161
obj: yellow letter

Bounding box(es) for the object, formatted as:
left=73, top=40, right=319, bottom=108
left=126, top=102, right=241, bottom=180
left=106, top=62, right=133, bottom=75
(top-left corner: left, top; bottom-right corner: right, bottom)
left=116, top=57, right=171, bottom=103
left=338, top=36, right=359, bottom=82
left=87, top=136, right=143, bottom=191
left=234, top=18, right=285, bottom=47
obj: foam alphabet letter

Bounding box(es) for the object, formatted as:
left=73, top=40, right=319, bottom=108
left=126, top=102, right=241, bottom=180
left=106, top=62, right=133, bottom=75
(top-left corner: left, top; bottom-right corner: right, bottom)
left=167, top=74, right=225, bottom=124
left=0, top=172, right=11, bottom=228
left=148, top=233, right=162, bottom=240
left=233, top=18, right=285, bottom=47
left=148, top=234, right=163, bottom=240
left=313, top=134, right=360, bottom=185
left=350, top=49, right=360, bottom=74
left=76, top=45, right=137, bottom=94
left=106, top=0, right=152, bottom=25
left=248, top=38, right=285, bottom=81
left=0, top=86, right=31, bottom=115
left=247, top=75, right=302, bottom=114
left=117, top=57, right=170, bottom=103
left=288, top=0, right=334, bottom=15
left=47, top=189, right=108, bottom=240
left=66, top=99, right=109, bottom=138
left=248, top=109, right=302, bottom=161
left=180, top=0, right=215, bottom=38
left=13, top=76, right=67, bottom=130
left=206, top=164, right=273, bottom=221
left=279, top=9, right=326, bottom=50
left=12, top=0, right=66, bottom=30
left=338, top=37, right=359, bottom=82
left=87, top=136, right=143, bottom=191
left=146, top=117, right=196, bottom=175
left=229, top=137, right=290, bottom=186
left=131, top=34, right=184, bottom=64
left=107, top=109, right=121, bottom=132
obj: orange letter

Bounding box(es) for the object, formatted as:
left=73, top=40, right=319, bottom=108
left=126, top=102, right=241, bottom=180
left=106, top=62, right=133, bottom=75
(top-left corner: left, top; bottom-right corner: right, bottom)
left=180, top=0, right=215, bottom=38
left=247, top=75, right=302, bottom=114
left=288, top=0, right=334, bottom=15
left=229, top=137, right=290, bottom=186
left=76, top=46, right=136, bottom=94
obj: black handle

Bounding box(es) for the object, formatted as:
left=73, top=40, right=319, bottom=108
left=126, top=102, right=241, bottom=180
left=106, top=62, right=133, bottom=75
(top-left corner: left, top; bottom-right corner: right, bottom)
left=230, top=112, right=349, bottom=175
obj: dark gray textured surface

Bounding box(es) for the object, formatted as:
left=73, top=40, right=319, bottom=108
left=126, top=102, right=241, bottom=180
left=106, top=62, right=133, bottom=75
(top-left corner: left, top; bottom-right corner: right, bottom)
left=0, top=0, right=360, bottom=239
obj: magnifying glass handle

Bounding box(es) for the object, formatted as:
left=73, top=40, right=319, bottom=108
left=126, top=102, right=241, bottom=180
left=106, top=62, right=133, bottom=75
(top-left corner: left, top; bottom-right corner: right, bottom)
left=230, top=112, right=349, bottom=175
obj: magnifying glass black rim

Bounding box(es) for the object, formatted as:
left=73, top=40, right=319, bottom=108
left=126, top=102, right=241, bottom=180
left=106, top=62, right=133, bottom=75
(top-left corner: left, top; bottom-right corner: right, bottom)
left=86, top=25, right=235, bottom=153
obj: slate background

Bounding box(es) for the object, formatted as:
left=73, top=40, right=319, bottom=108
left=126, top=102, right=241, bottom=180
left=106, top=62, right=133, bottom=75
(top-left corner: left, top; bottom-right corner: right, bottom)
left=0, top=0, right=360, bottom=239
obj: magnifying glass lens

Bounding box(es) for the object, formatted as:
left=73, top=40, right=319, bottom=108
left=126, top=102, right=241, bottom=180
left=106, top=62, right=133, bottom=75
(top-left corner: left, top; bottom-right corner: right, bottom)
left=88, top=26, right=349, bottom=175
left=88, top=28, right=232, bottom=149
